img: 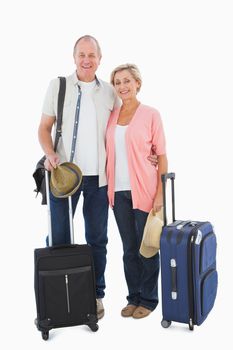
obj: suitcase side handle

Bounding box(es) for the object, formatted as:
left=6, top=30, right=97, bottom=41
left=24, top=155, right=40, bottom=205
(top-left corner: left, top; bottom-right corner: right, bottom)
left=161, top=172, right=176, bottom=226
left=170, top=259, right=177, bottom=300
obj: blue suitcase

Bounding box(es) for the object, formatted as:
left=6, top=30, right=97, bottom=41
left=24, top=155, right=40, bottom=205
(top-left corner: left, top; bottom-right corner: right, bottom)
left=160, top=173, right=218, bottom=330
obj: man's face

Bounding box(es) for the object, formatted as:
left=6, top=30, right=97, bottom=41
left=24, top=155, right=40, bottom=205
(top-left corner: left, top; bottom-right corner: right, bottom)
left=74, top=39, right=101, bottom=82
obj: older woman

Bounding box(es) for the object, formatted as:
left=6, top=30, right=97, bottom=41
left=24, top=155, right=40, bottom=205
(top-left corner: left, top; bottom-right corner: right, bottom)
left=106, top=64, right=168, bottom=319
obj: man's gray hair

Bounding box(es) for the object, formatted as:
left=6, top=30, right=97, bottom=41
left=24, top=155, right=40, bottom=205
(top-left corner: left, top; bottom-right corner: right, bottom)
left=73, top=35, right=102, bottom=57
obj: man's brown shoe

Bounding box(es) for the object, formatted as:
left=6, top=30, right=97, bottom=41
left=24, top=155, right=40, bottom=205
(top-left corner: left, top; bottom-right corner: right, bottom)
left=121, top=304, right=138, bottom=317
left=132, top=306, right=152, bottom=319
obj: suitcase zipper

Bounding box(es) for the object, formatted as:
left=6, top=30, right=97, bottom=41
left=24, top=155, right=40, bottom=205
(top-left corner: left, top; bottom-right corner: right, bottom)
left=188, top=223, right=208, bottom=325
left=65, top=274, right=70, bottom=314
left=188, top=235, right=195, bottom=326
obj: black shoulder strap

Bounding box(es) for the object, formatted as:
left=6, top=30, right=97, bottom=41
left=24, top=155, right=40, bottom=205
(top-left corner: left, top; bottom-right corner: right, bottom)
left=54, top=77, right=66, bottom=152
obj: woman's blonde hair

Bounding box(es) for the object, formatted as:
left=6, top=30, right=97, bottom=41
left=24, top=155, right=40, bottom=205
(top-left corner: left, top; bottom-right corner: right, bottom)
left=110, top=63, right=142, bottom=93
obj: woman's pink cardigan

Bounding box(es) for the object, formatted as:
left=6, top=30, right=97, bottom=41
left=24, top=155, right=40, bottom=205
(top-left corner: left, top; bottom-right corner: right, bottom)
left=106, top=104, right=166, bottom=213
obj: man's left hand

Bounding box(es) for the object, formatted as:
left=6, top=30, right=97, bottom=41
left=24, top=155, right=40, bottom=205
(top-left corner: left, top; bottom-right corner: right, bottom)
left=148, top=154, right=158, bottom=166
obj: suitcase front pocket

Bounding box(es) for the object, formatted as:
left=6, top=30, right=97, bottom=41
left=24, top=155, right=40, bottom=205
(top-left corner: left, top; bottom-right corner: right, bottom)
left=201, top=269, right=218, bottom=317
left=200, top=232, right=216, bottom=273
left=39, top=266, right=95, bottom=325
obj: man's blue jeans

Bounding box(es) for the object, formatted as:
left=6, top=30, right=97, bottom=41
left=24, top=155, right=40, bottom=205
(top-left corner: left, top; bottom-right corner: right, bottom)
left=113, top=191, right=159, bottom=310
left=47, top=175, right=108, bottom=299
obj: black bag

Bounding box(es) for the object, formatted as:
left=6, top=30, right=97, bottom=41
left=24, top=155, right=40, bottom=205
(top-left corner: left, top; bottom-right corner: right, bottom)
left=33, top=77, right=66, bottom=204
left=34, top=171, right=98, bottom=340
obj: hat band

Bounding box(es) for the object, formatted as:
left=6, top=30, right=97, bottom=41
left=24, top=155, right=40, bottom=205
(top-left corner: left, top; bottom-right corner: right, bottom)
left=62, top=164, right=81, bottom=178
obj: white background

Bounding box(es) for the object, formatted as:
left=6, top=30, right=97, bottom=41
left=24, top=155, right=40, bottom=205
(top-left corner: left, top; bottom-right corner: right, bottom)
left=1, top=0, right=232, bottom=348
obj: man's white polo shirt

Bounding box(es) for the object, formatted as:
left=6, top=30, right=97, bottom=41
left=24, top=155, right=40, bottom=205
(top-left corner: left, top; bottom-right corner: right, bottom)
left=74, top=80, right=98, bottom=175
left=42, top=72, right=120, bottom=187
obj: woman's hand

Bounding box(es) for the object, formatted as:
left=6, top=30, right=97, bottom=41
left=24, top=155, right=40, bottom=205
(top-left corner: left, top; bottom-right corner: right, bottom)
left=153, top=154, right=168, bottom=214
left=153, top=192, right=163, bottom=214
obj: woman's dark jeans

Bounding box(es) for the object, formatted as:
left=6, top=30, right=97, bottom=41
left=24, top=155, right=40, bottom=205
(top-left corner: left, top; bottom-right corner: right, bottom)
left=113, top=191, right=159, bottom=310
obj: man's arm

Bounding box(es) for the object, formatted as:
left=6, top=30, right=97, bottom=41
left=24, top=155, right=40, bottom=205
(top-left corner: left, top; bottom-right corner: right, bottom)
left=38, top=114, right=60, bottom=170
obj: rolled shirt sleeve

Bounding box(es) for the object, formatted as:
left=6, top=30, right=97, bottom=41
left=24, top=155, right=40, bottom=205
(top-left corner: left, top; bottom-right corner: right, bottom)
left=42, top=78, right=59, bottom=116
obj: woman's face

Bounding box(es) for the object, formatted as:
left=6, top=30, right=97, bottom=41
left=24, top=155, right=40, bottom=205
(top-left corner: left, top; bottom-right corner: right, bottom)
left=113, top=69, right=140, bottom=101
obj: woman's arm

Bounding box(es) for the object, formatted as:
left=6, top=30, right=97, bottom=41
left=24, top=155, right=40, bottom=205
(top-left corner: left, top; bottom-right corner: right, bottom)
left=153, top=154, right=168, bottom=213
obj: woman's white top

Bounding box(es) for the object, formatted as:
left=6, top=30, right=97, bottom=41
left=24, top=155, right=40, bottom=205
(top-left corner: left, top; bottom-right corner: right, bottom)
left=114, top=125, right=131, bottom=191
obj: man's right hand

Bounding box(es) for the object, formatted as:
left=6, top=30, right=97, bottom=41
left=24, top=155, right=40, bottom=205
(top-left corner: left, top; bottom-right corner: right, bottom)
left=44, top=153, right=60, bottom=171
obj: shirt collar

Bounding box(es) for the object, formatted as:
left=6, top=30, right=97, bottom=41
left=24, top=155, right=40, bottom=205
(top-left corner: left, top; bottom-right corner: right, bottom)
left=71, top=71, right=101, bottom=88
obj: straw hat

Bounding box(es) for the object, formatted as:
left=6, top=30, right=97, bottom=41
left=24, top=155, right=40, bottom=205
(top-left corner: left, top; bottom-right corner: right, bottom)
left=50, top=162, right=82, bottom=198
left=139, top=209, right=163, bottom=258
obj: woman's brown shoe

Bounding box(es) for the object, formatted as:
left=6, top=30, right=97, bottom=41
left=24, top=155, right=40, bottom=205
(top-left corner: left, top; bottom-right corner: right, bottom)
left=132, top=306, right=152, bottom=319
left=121, top=304, right=138, bottom=317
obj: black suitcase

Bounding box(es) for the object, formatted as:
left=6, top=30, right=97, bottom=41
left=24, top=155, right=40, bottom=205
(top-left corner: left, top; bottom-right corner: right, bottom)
left=34, top=171, right=98, bottom=340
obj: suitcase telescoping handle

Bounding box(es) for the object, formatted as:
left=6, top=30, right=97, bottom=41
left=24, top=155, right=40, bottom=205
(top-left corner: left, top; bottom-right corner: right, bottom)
left=45, top=170, right=74, bottom=247
left=161, top=172, right=176, bottom=226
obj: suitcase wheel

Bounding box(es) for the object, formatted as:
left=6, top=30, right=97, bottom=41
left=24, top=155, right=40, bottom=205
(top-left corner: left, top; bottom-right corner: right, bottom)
left=189, top=320, right=194, bottom=331
left=42, top=330, right=49, bottom=340
left=161, top=319, right=171, bottom=328
left=88, top=323, right=99, bottom=332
